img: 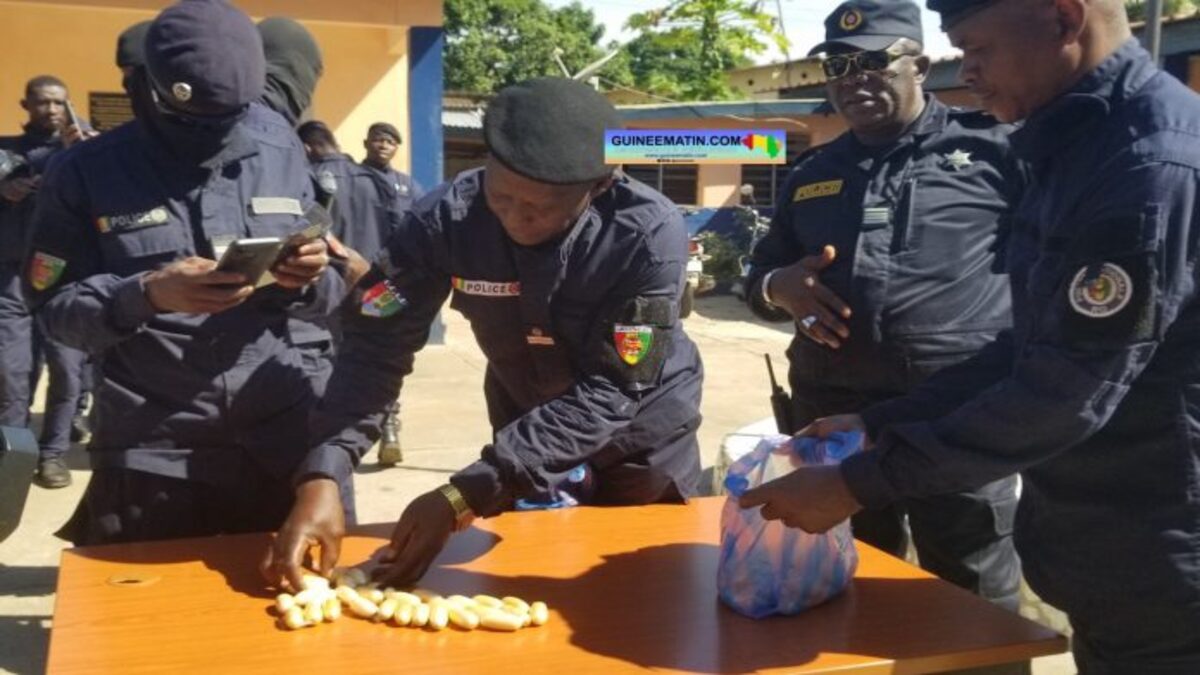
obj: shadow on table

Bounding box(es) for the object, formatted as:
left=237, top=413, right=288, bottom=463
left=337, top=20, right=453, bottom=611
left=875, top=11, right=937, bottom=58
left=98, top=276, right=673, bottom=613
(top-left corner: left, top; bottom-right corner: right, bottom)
left=0, top=564, right=58, bottom=597
left=417, top=542, right=1058, bottom=673
left=0, top=615, right=50, bottom=675
left=62, top=523, right=502, bottom=599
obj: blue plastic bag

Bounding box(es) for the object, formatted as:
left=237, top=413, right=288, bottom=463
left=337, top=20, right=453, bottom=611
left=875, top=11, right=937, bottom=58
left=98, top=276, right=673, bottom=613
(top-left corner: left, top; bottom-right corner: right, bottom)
left=718, top=432, right=862, bottom=618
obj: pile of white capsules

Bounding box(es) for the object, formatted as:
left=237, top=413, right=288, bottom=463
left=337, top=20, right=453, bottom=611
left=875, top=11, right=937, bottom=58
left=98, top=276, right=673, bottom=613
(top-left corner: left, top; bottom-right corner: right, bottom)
left=273, top=568, right=549, bottom=632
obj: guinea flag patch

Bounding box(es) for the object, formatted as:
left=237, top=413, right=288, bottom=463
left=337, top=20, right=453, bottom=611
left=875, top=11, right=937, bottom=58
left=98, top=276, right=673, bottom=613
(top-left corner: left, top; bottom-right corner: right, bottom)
left=29, top=251, right=67, bottom=291
left=613, top=324, right=653, bottom=366
left=361, top=280, right=406, bottom=318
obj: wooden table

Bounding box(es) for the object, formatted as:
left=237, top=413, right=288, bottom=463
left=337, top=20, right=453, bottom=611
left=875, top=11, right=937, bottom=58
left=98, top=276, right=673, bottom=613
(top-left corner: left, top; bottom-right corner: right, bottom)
left=48, top=497, right=1065, bottom=674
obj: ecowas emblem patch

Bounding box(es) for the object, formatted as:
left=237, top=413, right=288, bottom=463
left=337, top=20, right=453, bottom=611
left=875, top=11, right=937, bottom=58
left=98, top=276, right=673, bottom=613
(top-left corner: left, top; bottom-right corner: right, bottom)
left=361, top=280, right=406, bottom=318
left=1069, top=262, right=1132, bottom=318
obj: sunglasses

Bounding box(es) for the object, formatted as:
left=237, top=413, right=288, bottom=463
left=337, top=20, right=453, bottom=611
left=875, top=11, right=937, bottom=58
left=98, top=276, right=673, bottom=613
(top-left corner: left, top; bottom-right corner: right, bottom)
left=821, top=50, right=906, bottom=79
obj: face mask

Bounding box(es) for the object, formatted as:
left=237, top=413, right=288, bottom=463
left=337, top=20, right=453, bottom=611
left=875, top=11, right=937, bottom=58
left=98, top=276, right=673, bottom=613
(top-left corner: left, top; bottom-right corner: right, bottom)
left=144, top=86, right=247, bottom=165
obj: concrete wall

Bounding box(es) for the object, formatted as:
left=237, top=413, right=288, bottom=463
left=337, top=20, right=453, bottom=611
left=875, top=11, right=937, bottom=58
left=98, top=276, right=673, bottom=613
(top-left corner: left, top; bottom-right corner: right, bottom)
left=0, top=0, right=441, bottom=171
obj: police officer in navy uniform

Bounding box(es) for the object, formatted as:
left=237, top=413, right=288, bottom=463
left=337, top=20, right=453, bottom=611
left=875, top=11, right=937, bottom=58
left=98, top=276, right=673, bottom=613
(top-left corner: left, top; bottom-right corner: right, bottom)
left=361, top=122, right=422, bottom=216
left=745, top=0, right=1024, bottom=608
left=262, top=78, right=704, bottom=591
left=742, top=0, right=1200, bottom=670
left=25, top=0, right=350, bottom=544
left=298, top=119, right=414, bottom=465
left=1, top=75, right=93, bottom=489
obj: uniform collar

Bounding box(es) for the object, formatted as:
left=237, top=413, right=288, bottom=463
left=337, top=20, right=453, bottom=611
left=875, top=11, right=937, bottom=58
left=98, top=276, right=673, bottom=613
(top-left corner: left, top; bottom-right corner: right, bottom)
left=1011, top=39, right=1155, bottom=164
left=20, top=123, right=58, bottom=149
left=841, top=94, right=947, bottom=171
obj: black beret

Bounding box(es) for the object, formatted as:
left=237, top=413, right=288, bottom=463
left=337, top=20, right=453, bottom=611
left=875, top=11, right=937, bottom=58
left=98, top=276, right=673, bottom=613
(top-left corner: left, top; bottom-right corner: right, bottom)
left=145, top=0, right=265, bottom=117
left=115, top=21, right=151, bottom=69
left=367, top=122, right=402, bottom=143
left=484, top=77, right=622, bottom=185
left=926, top=0, right=1002, bottom=30
left=809, top=0, right=923, bottom=56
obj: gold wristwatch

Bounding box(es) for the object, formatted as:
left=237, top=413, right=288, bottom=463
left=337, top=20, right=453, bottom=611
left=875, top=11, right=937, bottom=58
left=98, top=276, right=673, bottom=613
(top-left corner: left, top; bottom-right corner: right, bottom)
left=437, top=483, right=475, bottom=531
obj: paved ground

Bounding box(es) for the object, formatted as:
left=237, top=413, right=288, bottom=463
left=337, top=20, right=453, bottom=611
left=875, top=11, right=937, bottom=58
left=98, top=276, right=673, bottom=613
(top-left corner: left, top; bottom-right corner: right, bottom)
left=0, top=295, right=1074, bottom=674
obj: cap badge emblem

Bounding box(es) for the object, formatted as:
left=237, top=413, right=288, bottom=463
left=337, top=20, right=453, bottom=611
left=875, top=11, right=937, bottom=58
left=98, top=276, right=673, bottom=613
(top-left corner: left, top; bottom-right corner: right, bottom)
left=839, top=8, right=864, bottom=32
left=171, top=82, right=193, bottom=102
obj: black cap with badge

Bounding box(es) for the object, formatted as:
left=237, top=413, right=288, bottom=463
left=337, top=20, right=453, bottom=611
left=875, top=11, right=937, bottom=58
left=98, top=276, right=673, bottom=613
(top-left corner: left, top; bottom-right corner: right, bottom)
left=483, top=77, right=622, bottom=185
left=144, top=0, right=265, bottom=117
left=926, top=0, right=1002, bottom=30
left=809, top=0, right=924, bottom=55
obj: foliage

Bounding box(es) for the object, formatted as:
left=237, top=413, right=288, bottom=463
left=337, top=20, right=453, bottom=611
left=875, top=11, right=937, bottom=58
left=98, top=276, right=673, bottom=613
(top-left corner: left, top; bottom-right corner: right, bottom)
left=608, top=0, right=789, bottom=101
left=1125, top=0, right=1195, bottom=22
left=443, top=0, right=609, bottom=93
left=698, top=230, right=743, bottom=284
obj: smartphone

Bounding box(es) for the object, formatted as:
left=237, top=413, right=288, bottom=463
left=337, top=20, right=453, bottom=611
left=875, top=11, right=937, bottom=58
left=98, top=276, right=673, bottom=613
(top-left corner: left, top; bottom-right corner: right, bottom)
left=215, top=237, right=284, bottom=286
left=278, top=203, right=334, bottom=261
left=65, top=99, right=81, bottom=131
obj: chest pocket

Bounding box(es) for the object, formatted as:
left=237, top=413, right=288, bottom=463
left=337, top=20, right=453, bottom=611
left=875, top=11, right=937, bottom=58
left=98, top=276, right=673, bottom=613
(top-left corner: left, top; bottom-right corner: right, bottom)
left=246, top=196, right=304, bottom=238
left=450, top=289, right=525, bottom=362
left=96, top=210, right=187, bottom=277
left=786, top=179, right=858, bottom=255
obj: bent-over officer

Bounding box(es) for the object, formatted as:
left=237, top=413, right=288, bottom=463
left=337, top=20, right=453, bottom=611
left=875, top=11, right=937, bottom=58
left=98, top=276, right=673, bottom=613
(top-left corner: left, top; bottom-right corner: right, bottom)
left=263, top=78, right=704, bottom=590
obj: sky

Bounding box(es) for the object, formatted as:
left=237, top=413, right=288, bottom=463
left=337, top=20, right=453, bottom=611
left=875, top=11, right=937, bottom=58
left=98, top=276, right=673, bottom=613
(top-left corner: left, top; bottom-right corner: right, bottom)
left=544, top=0, right=958, bottom=64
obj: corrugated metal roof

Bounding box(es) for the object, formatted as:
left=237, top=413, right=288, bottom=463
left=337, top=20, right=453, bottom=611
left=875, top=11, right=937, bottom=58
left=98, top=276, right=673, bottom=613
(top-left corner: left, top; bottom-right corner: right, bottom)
left=443, top=108, right=484, bottom=130
left=617, top=99, right=826, bottom=120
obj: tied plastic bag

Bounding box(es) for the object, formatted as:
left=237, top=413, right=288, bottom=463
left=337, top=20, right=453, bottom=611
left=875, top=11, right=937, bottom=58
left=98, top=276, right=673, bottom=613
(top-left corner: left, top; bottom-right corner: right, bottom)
left=718, top=432, right=863, bottom=618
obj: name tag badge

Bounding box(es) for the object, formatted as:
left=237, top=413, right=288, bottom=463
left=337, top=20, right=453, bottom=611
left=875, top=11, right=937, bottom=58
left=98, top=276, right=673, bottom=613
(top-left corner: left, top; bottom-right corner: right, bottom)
left=861, top=206, right=892, bottom=231
left=792, top=179, right=844, bottom=202
left=250, top=197, right=304, bottom=216
left=452, top=276, right=521, bottom=297
left=95, top=207, right=170, bottom=234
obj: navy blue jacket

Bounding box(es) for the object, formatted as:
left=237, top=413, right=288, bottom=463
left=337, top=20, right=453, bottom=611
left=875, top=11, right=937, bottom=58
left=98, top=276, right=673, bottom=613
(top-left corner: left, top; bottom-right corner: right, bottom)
left=23, top=104, right=345, bottom=486
left=297, top=169, right=704, bottom=516
left=843, top=40, right=1200, bottom=629
left=747, top=96, right=1024, bottom=394
left=0, top=126, right=63, bottom=263
left=312, top=153, right=419, bottom=259
left=360, top=161, right=421, bottom=219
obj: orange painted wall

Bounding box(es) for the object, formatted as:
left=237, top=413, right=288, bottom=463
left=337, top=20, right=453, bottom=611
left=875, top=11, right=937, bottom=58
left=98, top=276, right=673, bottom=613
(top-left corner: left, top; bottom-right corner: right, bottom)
left=0, top=0, right=440, bottom=171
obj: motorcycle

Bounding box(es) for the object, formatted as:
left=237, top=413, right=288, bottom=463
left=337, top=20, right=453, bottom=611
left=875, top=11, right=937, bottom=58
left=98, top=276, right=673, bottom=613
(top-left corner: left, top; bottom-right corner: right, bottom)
left=731, top=185, right=772, bottom=301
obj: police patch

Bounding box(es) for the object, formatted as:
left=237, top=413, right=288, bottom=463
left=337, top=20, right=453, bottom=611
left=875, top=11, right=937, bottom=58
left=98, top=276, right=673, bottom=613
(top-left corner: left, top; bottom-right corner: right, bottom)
left=452, top=276, right=521, bottom=297
left=29, top=252, right=66, bottom=291
left=361, top=280, right=406, bottom=317
left=793, top=180, right=844, bottom=202
left=1069, top=263, right=1132, bottom=318
left=613, top=325, right=654, bottom=366
left=95, top=207, right=170, bottom=234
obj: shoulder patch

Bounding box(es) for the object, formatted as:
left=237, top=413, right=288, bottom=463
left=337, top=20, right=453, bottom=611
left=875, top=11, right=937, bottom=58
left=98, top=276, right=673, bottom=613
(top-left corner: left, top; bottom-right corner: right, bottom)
left=29, top=251, right=67, bottom=291
left=1069, top=262, right=1132, bottom=318
left=361, top=280, right=406, bottom=317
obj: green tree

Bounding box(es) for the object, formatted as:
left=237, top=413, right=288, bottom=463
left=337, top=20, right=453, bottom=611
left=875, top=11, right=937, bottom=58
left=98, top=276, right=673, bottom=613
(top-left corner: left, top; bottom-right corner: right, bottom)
left=443, top=0, right=609, bottom=93
left=615, top=0, right=788, bottom=101
left=1125, top=0, right=1195, bottom=22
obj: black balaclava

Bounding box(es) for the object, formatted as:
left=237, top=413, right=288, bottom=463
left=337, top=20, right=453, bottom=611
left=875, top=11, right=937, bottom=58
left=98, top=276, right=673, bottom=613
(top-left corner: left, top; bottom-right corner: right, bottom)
left=258, top=17, right=323, bottom=127
left=116, top=21, right=154, bottom=121
left=143, top=0, right=265, bottom=165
